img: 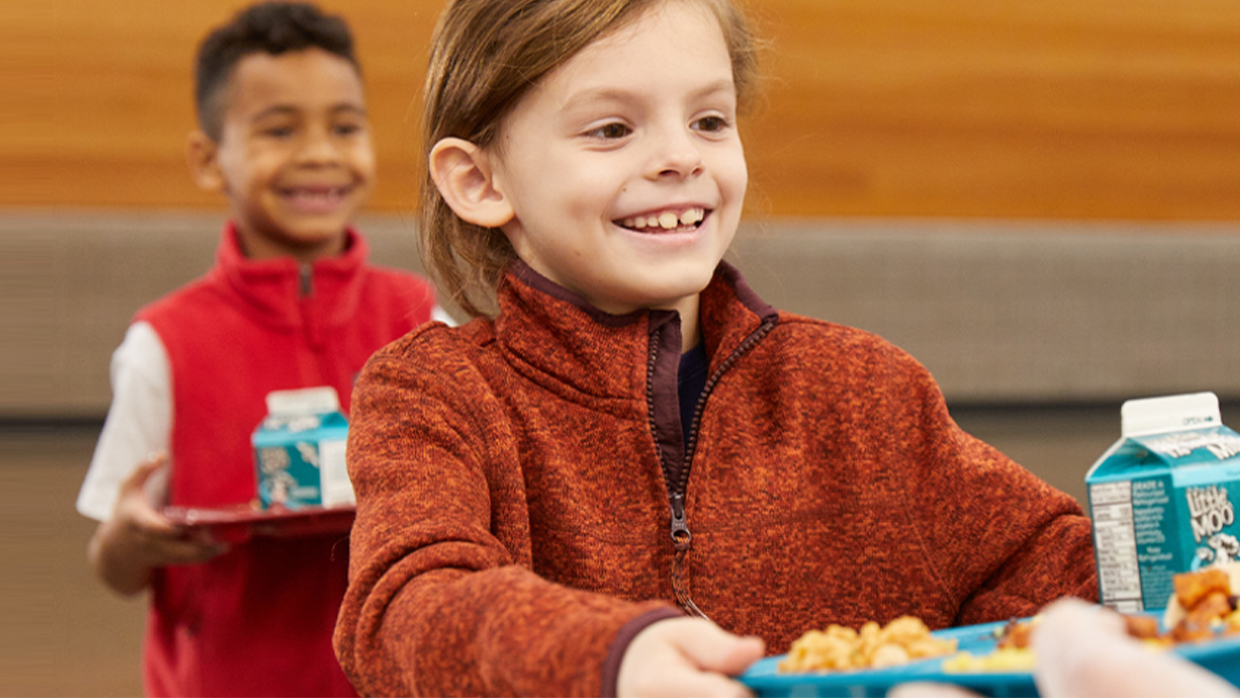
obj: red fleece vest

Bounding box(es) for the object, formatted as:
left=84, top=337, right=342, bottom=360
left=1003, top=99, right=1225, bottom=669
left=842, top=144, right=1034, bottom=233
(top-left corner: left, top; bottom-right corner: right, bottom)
left=135, top=224, right=436, bottom=697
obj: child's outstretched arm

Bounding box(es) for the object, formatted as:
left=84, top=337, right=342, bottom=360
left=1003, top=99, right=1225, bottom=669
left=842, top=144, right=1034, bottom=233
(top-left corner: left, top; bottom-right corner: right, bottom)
left=336, top=328, right=688, bottom=697
left=617, top=617, right=764, bottom=698
left=870, top=345, right=1097, bottom=622
left=87, top=453, right=228, bottom=596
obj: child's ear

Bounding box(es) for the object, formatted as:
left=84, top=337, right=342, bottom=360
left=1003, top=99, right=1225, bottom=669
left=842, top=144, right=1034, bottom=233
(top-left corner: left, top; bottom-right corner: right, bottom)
left=185, top=131, right=224, bottom=193
left=428, top=138, right=514, bottom=228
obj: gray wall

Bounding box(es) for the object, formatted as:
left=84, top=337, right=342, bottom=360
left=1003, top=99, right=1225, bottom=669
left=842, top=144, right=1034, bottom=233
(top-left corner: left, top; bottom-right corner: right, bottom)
left=8, top=209, right=1240, bottom=417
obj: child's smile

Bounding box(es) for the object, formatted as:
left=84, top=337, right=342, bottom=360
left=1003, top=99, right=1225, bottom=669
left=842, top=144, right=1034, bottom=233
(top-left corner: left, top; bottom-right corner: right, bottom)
left=278, top=183, right=359, bottom=216
left=617, top=207, right=708, bottom=233
left=480, top=1, right=747, bottom=318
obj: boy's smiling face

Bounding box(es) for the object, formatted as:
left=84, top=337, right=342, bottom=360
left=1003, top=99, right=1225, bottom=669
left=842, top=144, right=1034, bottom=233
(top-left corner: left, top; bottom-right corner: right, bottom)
left=189, top=48, right=374, bottom=262
left=483, top=1, right=747, bottom=317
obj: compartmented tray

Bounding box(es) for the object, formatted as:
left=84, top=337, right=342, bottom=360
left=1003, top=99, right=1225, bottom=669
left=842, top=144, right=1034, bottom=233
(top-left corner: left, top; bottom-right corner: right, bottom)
left=740, top=615, right=1240, bottom=697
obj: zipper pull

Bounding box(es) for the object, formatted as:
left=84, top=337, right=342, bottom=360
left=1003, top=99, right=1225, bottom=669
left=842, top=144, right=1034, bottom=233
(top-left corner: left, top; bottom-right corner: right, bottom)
left=669, top=493, right=708, bottom=619
left=670, top=493, right=691, bottom=550
left=299, top=263, right=313, bottom=297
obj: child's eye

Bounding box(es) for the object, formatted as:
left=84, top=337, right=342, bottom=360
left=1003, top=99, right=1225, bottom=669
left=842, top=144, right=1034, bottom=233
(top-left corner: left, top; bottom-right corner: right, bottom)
left=692, top=115, right=730, bottom=133
left=262, top=126, right=295, bottom=139
left=333, top=123, right=364, bottom=137
left=586, top=122, right=632, bottom=140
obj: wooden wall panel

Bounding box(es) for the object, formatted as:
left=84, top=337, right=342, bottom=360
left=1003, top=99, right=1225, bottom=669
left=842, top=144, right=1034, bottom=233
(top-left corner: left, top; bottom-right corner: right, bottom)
left=743, top=0, right=1240, bottom=220
left=12, top=0, right=442, bottom=210
left=11, top=0, right=1240, bottom=219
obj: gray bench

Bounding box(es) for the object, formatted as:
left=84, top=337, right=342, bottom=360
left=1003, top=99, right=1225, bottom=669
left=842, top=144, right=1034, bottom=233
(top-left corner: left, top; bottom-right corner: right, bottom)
left=6, top=210, right=1240, bottom=417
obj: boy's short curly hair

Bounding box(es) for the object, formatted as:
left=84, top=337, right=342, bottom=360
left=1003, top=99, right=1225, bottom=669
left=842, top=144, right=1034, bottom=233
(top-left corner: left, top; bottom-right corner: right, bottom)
left=195, top=1, right=360, bottom=140
left=421, top=0, right=759, bottom=318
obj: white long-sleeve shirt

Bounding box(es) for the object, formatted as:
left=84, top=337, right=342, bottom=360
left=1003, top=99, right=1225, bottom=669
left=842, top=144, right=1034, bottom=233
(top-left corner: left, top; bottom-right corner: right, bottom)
left=77, top=305, right=456, bottom=522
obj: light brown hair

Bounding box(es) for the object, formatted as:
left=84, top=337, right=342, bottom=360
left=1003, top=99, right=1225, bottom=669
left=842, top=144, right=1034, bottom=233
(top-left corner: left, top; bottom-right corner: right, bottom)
left=420, top=0, right=759, bottom=317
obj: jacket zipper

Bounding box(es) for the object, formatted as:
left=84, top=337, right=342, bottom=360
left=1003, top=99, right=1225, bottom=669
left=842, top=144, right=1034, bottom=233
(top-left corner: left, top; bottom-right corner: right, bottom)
left=648, top=315, right=777, bottom=618
left=299, top=263, right=314, bottom=297
left=299, top=262, right=326, bottom=352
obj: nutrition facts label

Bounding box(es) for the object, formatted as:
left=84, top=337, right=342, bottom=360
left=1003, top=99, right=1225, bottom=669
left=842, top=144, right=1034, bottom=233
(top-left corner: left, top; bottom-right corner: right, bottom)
left=1090, top=481, right=1144, bottom=612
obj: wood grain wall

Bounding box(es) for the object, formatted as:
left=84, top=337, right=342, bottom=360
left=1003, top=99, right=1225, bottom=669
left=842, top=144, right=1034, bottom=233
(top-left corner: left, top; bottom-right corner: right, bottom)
left=12, top=0, right=1240, bottom=219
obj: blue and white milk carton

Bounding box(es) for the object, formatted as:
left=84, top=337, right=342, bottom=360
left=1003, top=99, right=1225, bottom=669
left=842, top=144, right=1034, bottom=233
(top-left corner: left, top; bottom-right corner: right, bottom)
left=1086, top=391, right=1240, bottom=613
left=251, top=386, right=354, bottom=510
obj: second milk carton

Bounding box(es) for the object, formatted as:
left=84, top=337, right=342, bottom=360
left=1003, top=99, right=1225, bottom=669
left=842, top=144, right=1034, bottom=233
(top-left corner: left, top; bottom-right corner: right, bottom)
left=251, top=386, right=355, bottom=510
left=1087, top=391, right=1240, bottom=613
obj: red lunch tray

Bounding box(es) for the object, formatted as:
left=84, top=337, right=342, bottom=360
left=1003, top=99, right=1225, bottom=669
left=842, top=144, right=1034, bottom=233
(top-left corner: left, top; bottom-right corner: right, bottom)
left=162, top=503, right=355, bottom=544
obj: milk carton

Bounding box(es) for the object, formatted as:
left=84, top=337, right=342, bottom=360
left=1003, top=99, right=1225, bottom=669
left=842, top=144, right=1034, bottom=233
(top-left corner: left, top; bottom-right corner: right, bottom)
left=1086, top=392, right=1240, bottom=613
left=251, top=386, right=354, bottom=510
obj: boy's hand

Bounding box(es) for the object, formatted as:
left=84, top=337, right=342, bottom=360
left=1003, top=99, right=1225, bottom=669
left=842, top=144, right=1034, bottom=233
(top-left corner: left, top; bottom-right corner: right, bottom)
left=617, top=617, right=764, bottom=698
left=88, top=453, right=230, bottom=596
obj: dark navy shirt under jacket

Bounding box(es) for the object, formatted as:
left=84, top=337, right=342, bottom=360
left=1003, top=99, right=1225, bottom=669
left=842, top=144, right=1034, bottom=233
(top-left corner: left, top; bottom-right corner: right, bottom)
left=678, top=342, right=710, bottom=449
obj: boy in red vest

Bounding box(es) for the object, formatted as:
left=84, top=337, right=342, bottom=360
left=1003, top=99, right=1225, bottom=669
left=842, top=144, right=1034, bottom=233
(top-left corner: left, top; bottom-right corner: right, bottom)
left=75, top=3, right=447, bottom=695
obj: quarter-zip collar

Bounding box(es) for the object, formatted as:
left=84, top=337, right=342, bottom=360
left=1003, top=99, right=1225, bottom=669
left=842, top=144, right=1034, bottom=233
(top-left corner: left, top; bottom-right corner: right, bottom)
left=496, top=260, right=777, bottom=400
left=496, top=260, right=779, bottom=616
left=208, top=222, right=371, bottom=346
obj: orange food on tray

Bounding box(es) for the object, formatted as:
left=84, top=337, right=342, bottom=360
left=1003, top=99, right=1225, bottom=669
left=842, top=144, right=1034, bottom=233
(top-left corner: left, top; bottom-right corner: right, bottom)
left=1162, top=563, right=1240, bottom=644
left=780, top=565, right=1240, bottom=677
left=995, top=618, right=1036, bottom=650
left=1174, top=567, right=1231, bottom=610
left=1123, top=613, right=1161, bottom=641
left=777, top=616, right=957, bottom=673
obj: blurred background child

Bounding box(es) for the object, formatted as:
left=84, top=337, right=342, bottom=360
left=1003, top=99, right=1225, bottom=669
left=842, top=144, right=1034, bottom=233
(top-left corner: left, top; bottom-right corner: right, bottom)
left=75, top=2, right=447, bottom=695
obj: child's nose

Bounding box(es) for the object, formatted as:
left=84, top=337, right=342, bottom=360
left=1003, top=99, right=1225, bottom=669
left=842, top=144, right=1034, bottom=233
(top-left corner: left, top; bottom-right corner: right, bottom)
left=296, top=128, right=341, bottom=165
left=647, top=128, right=704, bottom=180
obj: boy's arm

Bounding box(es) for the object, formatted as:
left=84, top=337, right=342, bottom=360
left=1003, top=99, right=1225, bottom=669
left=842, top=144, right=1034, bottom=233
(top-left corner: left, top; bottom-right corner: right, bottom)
left=80, top=323, right=227, bottom=596
left=77, top=322, right=171, bottom=520
left=88, top=454, right=228, bottom=596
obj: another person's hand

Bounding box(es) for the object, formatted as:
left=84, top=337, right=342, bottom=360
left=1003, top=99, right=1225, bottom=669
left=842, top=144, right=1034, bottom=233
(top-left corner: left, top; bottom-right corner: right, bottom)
left=1032, top=597, right=1236, bottom=697
left=890, top=597, right=1239, bottom=698
left=617, top=617, right=765, bottom=697
left=87, top=453, right=230, bottom=595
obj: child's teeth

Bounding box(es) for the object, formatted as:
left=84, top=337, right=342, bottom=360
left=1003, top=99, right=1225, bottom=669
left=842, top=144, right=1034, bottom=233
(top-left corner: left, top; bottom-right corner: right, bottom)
left=622, top=209, right=704, bottom=230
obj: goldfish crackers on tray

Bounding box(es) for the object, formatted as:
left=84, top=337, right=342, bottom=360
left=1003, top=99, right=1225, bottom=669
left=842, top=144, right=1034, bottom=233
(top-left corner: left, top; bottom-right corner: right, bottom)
left=251, top=386, right=354, bottom=510
left=1087, top=391, right=1240, bottom=613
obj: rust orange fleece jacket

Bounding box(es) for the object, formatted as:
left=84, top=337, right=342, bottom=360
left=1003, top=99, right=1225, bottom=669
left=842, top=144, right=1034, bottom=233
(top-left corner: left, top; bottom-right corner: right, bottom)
left=335, top=261, right=1097, bottom=697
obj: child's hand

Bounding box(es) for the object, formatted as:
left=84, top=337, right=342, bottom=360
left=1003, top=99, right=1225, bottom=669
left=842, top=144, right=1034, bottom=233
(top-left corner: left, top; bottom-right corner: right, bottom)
left=616, top=617, right=765, bottom=697
left=87, top=453, right=230, bottom=595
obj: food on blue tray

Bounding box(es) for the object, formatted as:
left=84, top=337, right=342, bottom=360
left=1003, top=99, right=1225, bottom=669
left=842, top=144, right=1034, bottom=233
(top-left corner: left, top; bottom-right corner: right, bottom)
left=777, top=616, right=957, bottom=673
left=776, top=566, right=1240, bottom=679
left=943, top=617, right=1040, bottom=673
left=947, top=565, right=1240, bottom=674
left=1162, top=563, right=1240, bottom=643
left=942, top=645, right=1037, bottom=673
